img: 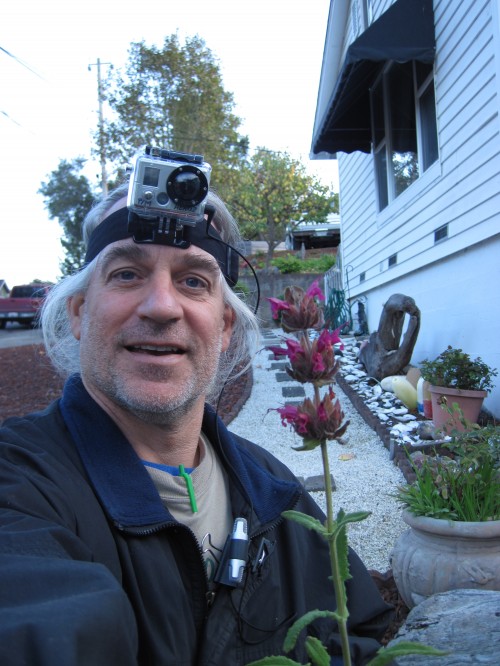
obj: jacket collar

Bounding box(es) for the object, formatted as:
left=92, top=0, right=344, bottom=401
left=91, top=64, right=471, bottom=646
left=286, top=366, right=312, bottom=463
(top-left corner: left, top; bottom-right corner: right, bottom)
left=59, top=375, right=300, bottom=530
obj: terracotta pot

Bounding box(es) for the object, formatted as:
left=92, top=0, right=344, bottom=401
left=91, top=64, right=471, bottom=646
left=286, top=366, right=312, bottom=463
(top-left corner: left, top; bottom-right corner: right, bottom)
left=429, top=384, right=486, bottom=431
left=392, top=510, right=500, bottom=608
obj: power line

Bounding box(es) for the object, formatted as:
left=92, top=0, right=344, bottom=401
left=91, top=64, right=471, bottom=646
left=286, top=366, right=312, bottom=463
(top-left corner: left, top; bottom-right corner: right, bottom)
left=0, top=46, right=44, bottom=79
left=1, top=109, right=22, bottom=127
left=1, top=45, right=44, bottom=128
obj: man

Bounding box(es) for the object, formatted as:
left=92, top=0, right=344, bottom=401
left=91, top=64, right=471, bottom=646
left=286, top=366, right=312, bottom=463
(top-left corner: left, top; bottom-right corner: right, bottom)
left=0, top=174, right=391, bottom=664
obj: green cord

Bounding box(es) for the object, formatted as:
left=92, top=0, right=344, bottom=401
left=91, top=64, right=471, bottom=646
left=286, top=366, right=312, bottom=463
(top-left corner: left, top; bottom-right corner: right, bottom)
left=178, top=465, right=198, bottom=513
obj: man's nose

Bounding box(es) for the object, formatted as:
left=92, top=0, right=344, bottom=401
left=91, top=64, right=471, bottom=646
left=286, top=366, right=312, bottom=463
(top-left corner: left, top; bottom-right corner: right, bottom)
left=136, top=276, right=183, bottom=322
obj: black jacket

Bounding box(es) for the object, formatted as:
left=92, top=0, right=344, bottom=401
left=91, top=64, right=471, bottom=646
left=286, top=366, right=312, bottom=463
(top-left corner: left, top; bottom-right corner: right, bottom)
left=0, top=375, right=392, bottom=665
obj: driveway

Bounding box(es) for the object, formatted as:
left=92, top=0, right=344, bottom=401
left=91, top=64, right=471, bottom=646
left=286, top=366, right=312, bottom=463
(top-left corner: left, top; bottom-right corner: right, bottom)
left=0, top=324, right=44, bottom=349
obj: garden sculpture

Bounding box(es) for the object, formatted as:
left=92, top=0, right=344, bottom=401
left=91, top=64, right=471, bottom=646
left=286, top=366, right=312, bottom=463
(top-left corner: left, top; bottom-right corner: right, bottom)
left=359, top=293, right=420, bottom=380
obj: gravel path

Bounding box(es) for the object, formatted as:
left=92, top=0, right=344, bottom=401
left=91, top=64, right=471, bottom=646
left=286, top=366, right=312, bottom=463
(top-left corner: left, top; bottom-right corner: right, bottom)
left=228, top=335, right=408, bottom=573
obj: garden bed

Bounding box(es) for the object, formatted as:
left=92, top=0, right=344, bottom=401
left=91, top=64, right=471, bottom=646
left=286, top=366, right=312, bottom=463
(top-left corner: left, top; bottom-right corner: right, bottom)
left=0, top=344, right=252, bottom=425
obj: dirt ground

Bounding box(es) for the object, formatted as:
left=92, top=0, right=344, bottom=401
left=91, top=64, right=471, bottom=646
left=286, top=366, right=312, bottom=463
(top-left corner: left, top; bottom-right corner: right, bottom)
left=0, top=344, right=252, bottom=424
left=0, top=344, right=64, bottom=422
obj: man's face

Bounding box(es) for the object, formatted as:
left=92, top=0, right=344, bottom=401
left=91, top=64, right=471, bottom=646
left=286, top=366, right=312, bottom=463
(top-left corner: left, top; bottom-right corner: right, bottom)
left=68, top=231, right=234, bottom=424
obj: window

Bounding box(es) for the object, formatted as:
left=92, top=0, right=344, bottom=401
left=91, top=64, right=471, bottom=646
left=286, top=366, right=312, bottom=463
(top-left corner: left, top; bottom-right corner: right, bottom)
left=388, top=253, right=397, bottom=267
left=371, top=61, right=438, bottom=211
left=359, top=271, right=366, bottom=283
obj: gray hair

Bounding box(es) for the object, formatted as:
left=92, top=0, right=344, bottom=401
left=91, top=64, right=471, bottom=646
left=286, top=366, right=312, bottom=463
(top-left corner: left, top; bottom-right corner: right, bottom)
left=41, top=184, right=261, bottom=404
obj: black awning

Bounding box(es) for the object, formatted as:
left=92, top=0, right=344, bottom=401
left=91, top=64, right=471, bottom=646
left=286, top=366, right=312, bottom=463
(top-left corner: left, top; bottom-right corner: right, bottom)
left=312, top=0, right=435, bottom=155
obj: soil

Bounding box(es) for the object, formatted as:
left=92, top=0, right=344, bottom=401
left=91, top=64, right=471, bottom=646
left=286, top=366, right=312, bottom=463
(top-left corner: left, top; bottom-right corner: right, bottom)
left=0, top=343, right=408, bottom=642
left=0, top=344, right=252, bottom=425
left=0, top=345, right=65, bottom=422
left=369, top=570, right=410, bottom=646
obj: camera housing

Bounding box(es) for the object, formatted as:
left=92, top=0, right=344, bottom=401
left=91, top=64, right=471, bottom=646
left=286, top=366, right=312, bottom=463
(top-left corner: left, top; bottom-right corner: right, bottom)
left=127, top=146, right=212, bottom=226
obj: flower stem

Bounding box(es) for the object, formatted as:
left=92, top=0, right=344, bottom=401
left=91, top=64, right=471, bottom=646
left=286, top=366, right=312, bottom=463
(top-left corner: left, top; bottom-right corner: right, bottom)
left=299, top=329, right=352, bottom=663
left=319, top=427, right=352, bottom=666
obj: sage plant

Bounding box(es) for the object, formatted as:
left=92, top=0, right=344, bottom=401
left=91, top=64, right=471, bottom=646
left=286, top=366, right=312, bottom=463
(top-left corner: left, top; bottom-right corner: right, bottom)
left=247, top=280, right=446, bottom=666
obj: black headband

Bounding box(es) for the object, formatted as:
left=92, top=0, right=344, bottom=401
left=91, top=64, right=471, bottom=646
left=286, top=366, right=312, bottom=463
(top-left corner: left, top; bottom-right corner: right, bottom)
left=84, top=207, right=239, bottom=287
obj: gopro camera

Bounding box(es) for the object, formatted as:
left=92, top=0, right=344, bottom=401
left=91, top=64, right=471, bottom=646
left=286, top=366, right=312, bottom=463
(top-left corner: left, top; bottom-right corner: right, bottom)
left=127, top=146, right=212, bottom=226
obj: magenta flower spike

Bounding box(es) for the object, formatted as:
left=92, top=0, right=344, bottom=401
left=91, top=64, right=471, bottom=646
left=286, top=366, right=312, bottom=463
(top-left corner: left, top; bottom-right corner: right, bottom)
left=317, top=327, right=344, bottom=352
left=268, top=332, right=341, bottom=386
left=266, top=278, right=348, bottom=441
left=267, top=344, right=288, bottom=358
left=267, top=283, right=325, bottom=332
left=274, top=388, right=349, bottom=450
left=312, top=352, right=326, bottom=373
left=306, top=279, right=325, bottom=301
left=268, top=297, right=290, bottom=320
left=285, top=338, right=304, bottom=361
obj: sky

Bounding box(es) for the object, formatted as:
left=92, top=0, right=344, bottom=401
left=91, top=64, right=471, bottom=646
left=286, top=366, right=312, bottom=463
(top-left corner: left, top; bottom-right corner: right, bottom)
left=0, top=0, right=338, bottom=287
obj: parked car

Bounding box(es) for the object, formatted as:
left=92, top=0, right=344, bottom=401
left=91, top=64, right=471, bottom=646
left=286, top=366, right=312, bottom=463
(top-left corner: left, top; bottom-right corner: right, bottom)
left=0, top=283, right=51, bottom=328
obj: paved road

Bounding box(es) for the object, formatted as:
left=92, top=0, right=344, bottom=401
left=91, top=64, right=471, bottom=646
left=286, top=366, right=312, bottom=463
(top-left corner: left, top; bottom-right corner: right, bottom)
left=0, top=324, right=44, bottom=349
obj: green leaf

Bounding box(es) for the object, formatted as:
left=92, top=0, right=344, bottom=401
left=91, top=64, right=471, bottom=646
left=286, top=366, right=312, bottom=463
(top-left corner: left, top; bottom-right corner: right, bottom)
left=283, top=610, right=340, bottom=653
left=245, top=657, right=307, bottom=666
left=338, top=510, right=372, bottom=525
left=334, top=522, right=351, bottom=583
left=292, top=438, right=322, bottom=452
left=367, top=641, right=449, bottom=666
left=327, top=509, right=351, bottom=583
left=305, top=636, right=330, bottom=666
left=282, top=511, right=328, bottom=537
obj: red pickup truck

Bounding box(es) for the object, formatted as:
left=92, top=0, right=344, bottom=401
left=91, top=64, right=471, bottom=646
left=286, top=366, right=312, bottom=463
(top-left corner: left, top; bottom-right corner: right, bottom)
left=0, top=283, right=51, bottom=329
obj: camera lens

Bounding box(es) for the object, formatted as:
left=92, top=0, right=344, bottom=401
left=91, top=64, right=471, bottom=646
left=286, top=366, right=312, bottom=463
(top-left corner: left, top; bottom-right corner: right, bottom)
left=172, top=172, right=200, bottom=200
left=167, top=166, right=208, bottom=207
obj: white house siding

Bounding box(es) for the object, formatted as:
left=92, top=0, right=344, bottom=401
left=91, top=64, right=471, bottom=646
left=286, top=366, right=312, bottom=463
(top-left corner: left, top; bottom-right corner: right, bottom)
left=354, top=236, right=500, bottom=418
left=334, top=0, right=500, bottom=417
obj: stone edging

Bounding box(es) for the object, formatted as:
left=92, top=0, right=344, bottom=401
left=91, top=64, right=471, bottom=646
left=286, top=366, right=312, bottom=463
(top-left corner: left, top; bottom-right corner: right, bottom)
left=336, top=373, right=418, bottom=484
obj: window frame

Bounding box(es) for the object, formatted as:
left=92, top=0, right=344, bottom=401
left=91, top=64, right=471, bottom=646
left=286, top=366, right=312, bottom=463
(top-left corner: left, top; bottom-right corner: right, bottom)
left=370, top=60, right=438, bottom=212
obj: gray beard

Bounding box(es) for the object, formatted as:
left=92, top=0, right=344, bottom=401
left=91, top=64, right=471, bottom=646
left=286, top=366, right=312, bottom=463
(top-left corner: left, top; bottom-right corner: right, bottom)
left=78, top=317, right=225, bottom=426
left=107, top=371, right=218, bottom=426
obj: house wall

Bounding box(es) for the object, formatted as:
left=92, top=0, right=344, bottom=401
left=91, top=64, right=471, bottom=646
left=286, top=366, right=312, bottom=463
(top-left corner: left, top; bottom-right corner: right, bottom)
left=360, top=235, right=500, bottom=417
left=334, top=0, right=500, bottom=418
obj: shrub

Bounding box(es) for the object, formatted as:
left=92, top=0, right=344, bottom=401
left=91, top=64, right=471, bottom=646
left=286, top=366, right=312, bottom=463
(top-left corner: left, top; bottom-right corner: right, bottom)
left=396, top=424, right=500, bottom=521
left=271, top=255, right=336, bottom=274
left=270, top=256, right=303, bottom=273
left=420, top=346, right=497, bottom=393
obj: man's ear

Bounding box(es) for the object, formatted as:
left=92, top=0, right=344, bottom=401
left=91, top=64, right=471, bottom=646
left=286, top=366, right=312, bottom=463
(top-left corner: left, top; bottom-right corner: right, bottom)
left=221, top=305, right=235, bottom=352
left=67, top=294, right=85, bottom=341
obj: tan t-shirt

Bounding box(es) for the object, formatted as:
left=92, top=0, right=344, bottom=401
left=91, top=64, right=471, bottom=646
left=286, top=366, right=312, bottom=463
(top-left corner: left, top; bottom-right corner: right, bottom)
left=143, top=433, right=233, bottom=584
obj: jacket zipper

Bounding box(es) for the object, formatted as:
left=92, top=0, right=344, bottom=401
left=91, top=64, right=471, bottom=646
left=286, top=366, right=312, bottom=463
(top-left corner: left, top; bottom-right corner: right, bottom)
left=116, top=519, right=215, bottom=609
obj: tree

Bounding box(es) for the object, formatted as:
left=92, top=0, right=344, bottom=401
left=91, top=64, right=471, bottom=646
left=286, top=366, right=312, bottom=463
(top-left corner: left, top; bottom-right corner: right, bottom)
left=393, top=151, right=419, bottom=196
left=101, top=35, right=249, bottom=192
left=228, top=149, right=337, bottom=268
left=38, top=158, right=95, bottom=276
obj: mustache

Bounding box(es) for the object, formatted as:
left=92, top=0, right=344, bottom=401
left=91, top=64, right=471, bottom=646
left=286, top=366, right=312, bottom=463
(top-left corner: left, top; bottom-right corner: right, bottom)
left=117, top=321, right=188, bottom=342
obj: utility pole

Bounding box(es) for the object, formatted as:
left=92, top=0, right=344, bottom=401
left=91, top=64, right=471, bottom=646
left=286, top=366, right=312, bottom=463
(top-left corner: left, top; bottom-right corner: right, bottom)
left=88, top=58, right=113, bottom=195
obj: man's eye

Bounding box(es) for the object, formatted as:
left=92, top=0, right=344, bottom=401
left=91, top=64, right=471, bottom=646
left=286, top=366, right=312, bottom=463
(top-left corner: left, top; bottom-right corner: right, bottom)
left=185, top=276, right=208, bottom=289
left=112, top=270, right=138, bottom=282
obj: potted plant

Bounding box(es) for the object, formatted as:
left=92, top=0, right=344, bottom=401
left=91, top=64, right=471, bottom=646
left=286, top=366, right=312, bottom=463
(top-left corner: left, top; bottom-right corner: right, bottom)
left=391, top=424, right=500, bottom=608
left=419, top=346, right=497, bottom=431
